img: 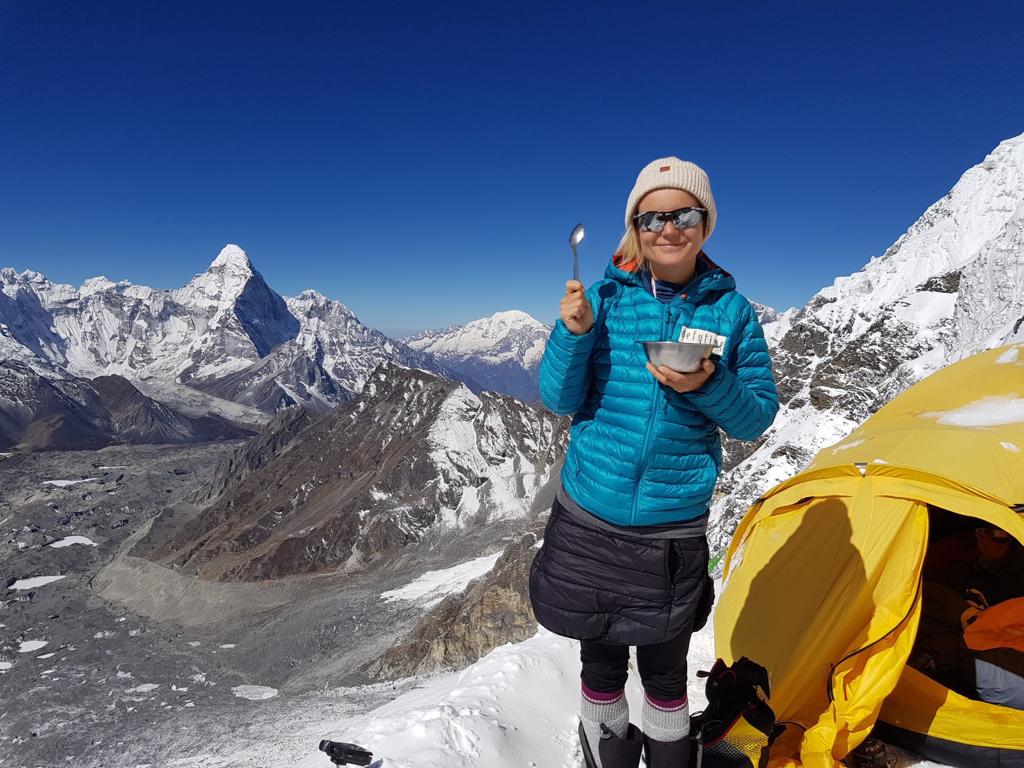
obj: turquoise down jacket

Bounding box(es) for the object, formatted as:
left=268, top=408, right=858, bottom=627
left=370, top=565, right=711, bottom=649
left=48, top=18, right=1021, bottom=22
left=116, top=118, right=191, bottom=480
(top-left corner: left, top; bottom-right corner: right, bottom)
left=539, top=253, right=779, bottom=527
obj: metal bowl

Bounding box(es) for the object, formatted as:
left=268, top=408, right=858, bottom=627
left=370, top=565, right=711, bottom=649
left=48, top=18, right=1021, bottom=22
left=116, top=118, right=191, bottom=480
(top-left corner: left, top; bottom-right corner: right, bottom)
left=642, top=341, right=713, bottom=373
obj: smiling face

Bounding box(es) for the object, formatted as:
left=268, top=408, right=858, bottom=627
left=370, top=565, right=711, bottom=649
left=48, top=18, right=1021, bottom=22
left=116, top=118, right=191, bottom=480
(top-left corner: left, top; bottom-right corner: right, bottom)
left=636, top=188, right=706, bottom=284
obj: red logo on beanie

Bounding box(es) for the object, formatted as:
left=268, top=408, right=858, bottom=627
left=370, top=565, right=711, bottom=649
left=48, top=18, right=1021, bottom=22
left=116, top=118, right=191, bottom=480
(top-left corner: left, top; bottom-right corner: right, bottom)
left=659, top=165, right=671, bottom=172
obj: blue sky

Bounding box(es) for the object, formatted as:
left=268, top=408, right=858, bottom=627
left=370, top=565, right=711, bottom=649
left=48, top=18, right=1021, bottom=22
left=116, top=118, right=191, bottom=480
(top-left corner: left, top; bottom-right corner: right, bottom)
left=3, top=1, right=1024, bottom=338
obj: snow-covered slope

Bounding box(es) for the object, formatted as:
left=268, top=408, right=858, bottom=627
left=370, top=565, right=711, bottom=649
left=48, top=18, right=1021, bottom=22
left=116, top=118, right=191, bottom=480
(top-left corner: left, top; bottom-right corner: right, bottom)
left=403, top=310, right=551, bottom=402
left=750, top=300, right=780, bottom=327
left=159, top=591, right=938, bottom=768
left=287, top=289, right=450, bottom=399
left=709, top=132, right=1024, bottom=552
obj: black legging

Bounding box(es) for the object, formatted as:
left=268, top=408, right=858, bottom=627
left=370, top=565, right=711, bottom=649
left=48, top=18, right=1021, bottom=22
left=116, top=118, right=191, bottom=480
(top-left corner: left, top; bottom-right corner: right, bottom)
left=580, top=628, right=693, bottom=702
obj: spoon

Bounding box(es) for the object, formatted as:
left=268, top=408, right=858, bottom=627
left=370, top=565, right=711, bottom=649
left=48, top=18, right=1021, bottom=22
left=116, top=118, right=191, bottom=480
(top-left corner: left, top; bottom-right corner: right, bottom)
left=569, top=223, right=585, bottom=282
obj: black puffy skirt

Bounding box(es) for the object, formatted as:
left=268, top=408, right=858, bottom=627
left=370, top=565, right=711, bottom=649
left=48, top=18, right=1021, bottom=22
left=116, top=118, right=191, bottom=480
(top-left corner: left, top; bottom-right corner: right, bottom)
left=529, top=498, right=714, bottom=646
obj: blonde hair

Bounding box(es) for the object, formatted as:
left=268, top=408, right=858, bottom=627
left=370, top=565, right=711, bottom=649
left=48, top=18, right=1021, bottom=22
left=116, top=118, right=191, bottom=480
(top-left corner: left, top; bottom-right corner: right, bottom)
left=615, top=226, right=647, bottom=272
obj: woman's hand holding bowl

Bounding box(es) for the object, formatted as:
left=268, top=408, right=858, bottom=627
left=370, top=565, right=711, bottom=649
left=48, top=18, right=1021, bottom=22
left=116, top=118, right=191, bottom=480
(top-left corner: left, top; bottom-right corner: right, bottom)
left=646, top=358, right=715, bottom=393
left=561, top=280, right=594, bottom=336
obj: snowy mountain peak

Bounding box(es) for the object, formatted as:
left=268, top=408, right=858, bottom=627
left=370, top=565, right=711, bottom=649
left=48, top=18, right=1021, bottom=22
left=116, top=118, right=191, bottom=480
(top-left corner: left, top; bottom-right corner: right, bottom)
left=812, top=131, right=1024, bottom=334
left=79, top=276, right=118, bottom=296
left=295, top=288, right=328, bottom=303
left=487, top=309, right=543, bottom=326
left=176, top=244, right=264, bottom=310
left=209, top=243, right=254, bottom=273
left=401, top=310, right=552, bottom=402
left=405, top=310, right=550, bottom=361
left=750, top=301, right=779, bottom=326
left=707, top=132, right=1024, bottom=557
left=17, top=269, right=48, bottom=284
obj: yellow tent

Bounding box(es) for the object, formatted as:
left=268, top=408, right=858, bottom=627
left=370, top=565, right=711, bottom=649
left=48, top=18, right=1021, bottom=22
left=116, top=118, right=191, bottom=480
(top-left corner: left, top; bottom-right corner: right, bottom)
left=715, top=343, right=1024, bottom=767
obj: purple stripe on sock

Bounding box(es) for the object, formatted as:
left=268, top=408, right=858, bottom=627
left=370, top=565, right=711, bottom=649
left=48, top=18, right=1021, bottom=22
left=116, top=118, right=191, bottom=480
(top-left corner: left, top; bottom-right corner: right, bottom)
left=581, top=682, right=624, bottom=704
left=644, top=692, right=688, bottom=711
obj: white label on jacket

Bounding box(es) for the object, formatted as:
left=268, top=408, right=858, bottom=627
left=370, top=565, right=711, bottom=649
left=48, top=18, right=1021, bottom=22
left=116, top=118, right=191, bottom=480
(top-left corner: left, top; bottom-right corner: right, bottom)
left=678, top=326, right=727, bottom=355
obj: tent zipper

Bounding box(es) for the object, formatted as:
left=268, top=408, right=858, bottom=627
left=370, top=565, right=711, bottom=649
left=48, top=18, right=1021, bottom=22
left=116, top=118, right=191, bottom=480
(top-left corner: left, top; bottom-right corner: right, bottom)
left=826, top=574, right=923, bottom=703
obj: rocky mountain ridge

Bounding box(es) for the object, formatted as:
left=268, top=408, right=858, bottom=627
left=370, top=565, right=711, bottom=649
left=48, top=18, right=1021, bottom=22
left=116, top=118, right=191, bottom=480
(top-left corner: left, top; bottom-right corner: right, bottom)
left=142, top=361, right=569, bottom=581
left=706, top=132, right=1024, bottom=552
left=0, top=245, right=465, bottom=449
left=0, top=245, right=453, bottom=411
left=0, top=361, right=251, bottom=450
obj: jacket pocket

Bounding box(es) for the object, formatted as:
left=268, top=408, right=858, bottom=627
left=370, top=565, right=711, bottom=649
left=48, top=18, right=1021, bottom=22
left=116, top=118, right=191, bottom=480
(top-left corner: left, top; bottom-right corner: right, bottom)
left=665, top=536, right=707, bottom=586
left=569, top=419, right=594, bottom=477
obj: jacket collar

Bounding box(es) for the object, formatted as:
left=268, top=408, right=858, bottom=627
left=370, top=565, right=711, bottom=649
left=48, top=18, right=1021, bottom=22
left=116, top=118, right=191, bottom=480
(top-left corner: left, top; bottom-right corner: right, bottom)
left=607, top=251, right=735, bottom=301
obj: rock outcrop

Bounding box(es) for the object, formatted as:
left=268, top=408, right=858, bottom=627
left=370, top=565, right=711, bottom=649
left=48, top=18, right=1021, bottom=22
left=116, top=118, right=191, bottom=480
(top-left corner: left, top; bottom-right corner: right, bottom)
left=362, top=533, right=540, bottom=679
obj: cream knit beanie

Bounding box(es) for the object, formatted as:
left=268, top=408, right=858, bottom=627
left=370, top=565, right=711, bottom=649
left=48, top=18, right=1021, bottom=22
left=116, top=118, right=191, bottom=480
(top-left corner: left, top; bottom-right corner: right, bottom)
left=624, top=157, right=717, bottom=240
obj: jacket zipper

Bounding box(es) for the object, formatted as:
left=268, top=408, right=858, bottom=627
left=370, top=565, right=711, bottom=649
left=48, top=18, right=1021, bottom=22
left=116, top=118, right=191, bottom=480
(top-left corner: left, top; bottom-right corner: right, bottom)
left=630, top=303, right=674, bottom=525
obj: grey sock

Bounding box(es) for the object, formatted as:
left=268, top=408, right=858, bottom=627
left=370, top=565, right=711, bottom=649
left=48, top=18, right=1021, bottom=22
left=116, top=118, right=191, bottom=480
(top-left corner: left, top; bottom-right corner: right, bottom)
left=641, top=692, right=689, bottom=742
left=580, top=685, right=629, bottom=767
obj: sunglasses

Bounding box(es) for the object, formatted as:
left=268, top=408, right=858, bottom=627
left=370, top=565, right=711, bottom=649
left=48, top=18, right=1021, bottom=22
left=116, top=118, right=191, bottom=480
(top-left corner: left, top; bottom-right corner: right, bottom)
left=633, top=207, right=706, bottom=233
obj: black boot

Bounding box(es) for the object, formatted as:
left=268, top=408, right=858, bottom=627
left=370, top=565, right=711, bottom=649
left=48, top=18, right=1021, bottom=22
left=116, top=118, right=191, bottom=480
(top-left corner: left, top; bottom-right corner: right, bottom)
left=847, top=737, right=897, bottom=768
left=599, top=723, right=645, bottom=768
left=642, top=733, right=691, bottom=768
left=580, top=722, right=599, bottom=768
left=579, top=722, right=645, bottom=768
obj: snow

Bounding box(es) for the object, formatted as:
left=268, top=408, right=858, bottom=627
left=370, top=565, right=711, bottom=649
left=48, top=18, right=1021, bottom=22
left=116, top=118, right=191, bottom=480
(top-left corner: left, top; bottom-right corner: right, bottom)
left=79, top=276, right=118, bottom=296
left=811, top=136, right=1024, bottom=334
left=232, top=685, right=278, bottom=701
left=49, top=535, right=98, bottom=548
left=404, top=310, right=551, bottom=369
left=231, top=602, right=935, bottom=768
left=830, top=438, right=865, bottom=453
left=381, top=553, right=504, bottom=608
left=18, top=640, right=48, bottom=653
left=130, top=377, right=270, bottom=427
left=893, top=292, right=958, bottom=327
left=925, top=395, right=1024, bottom=427
left=997, top=346, right=1021, bottom=364
left=704, top=133, right=1024, bottom=571
left=1, top=243, right=440, bottom=413
left=209, top=243, right=254, bottom=272
left=0, top=661, right=12, bottom=671
left=126, top=683, right=160, bottom=693
left=42, top=477, right=98, bottom=487
left=9, top=574, right=65, bottom=590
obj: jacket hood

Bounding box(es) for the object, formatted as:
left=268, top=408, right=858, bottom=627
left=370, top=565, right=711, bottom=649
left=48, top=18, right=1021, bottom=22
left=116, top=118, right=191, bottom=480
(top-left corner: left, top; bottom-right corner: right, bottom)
left=607, top=251, right=736, bottom=302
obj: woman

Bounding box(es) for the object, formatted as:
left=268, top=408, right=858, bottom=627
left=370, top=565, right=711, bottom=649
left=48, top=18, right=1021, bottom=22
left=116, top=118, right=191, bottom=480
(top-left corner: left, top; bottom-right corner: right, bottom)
left=529, top=157, right=779, bottom=768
